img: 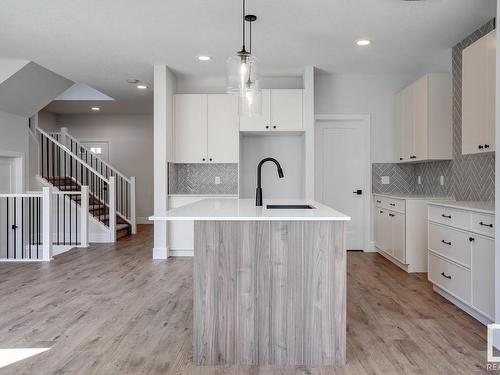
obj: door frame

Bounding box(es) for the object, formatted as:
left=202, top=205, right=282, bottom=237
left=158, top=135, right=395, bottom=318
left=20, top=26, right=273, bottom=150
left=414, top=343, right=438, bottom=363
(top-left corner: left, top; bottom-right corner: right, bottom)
left=0, top=150, right=24, bottom=193
left=314, top=114, right=372, bottom=252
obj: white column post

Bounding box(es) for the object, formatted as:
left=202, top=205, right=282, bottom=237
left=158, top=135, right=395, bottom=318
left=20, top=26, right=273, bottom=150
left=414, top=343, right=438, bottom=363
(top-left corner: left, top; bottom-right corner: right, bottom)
left=130, top=176, right=137, bottom=234
left=80, top=186, right=89, bottom=247
left=109, top=176, right=116, bottom=242
left=42, top=187, right=52, bottom=261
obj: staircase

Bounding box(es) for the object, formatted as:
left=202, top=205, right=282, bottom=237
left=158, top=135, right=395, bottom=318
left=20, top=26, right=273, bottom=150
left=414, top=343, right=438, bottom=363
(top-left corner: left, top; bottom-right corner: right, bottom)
left=36, top=127, right=136, bottom=241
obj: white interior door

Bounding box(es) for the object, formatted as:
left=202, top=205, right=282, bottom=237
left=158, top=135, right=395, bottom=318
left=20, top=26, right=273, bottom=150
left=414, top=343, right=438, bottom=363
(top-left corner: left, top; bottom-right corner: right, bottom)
left=81, top=141, right=110, bottom=163
left=315, top=116, right=370, bottom=250
left=0, top=158, right=13, bottom=193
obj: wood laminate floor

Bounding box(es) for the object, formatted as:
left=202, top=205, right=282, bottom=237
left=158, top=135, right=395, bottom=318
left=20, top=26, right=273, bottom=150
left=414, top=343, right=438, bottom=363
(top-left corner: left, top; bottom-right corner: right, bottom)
left=0, top=225, right=493, bottom=374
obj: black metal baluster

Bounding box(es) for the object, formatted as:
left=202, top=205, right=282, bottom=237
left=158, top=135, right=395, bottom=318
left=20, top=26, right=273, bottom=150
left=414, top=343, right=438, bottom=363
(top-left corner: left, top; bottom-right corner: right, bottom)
left=22, top=197, right=24, bottom=259
left=6, top=198, right=9, bottom=259
left=75, top=192, right=78, bottom=245
left=37, top=197, right=40, bottom=259
left=41, top=135, right=44, bottom=177
left=29, top=197, right=32, bottom=259
left=46, top=137, right=49, bottom=180
left=13, top=197, right=16, bottom=259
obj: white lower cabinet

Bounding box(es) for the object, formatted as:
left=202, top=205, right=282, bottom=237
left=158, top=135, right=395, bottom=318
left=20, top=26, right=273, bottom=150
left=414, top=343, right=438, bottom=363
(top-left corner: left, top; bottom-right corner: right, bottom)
left=427, top=202, right=495, bottom=324
left=374, top=195, right=432, bottom=272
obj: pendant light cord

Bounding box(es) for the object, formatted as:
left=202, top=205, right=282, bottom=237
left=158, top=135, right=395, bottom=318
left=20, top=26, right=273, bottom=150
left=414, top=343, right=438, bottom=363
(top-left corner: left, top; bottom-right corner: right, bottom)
left=242, top=0, right=246, bottom=52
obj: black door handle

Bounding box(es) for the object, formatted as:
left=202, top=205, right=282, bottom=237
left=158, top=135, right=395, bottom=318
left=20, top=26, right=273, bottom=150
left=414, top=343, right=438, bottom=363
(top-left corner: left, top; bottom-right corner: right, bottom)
left=469, top=237, right=475, bottom=242
left=479, top=222, right=493, bottom=228
left=441, top=272, right=452, bottom=280
left=441, top=214, right=451, bottom=219
left=353, top=189, right=362, bottom=195
left=11, top=225, right=18, bottom=230
left=441, top=240, right=452, bottom=246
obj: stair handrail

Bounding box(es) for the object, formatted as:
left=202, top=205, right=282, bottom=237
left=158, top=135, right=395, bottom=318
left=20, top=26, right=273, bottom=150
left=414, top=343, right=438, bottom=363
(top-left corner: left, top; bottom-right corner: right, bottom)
left=60, top=129, right=131, bottom=184
left=36, top=127, right=109, bottom=183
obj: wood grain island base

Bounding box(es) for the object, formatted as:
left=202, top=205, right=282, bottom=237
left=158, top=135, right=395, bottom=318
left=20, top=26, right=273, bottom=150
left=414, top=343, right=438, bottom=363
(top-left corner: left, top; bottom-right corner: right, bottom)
left=193, top=220, right=346, bottom=366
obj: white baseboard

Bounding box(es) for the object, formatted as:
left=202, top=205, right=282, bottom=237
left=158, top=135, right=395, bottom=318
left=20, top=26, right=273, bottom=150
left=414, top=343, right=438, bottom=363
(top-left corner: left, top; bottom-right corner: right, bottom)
left=137, top=217, right=152, bottom=225
left=364, top=241, right=377, bottom=252
left=153, top=247, right=169, bottom=259
left=170, top=248, right=194, bottom=257
left=433, top=285, right=492, bottom=326
left=52, top=245, right=75, bottom=256
left=89, top=233, right=113, bottom=243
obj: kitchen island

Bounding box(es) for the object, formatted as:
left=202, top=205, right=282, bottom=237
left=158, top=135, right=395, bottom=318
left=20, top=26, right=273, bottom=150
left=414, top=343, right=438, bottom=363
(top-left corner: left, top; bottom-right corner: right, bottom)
left=150, top=198, right=350, bottom=366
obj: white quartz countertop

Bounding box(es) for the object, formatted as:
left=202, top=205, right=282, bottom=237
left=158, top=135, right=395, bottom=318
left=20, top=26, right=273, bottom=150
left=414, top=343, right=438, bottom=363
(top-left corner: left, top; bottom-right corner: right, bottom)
left=427, top=200, right=495, bottom=214
left=149, top=199, right=351, bottom=221
left=373, top=193, right=454, bottom=201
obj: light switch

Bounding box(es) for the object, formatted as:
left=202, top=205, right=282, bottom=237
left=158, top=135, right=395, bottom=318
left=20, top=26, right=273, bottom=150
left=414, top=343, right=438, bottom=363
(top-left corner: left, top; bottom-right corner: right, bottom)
left=381, top=176, right=390, bottom=185
left=440, top=175, right=444, bottom=186
left=214, top=176, right=221, bottom=185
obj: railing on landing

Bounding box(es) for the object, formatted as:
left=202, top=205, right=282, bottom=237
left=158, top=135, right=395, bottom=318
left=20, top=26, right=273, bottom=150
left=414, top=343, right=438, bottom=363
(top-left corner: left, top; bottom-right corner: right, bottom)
left=46, top=128, right=136, bottom=234
left=0, top=187, right=89, bottom=261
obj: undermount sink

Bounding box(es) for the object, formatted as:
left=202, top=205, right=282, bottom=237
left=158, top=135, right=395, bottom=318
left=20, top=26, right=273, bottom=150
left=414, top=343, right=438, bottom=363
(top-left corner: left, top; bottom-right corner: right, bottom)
left=266, top=204, right=316, bottom=210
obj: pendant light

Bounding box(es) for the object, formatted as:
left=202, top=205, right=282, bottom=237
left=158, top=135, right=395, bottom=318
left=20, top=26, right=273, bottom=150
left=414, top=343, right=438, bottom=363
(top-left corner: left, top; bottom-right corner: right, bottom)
left=226, top=0, right=261, bottom=117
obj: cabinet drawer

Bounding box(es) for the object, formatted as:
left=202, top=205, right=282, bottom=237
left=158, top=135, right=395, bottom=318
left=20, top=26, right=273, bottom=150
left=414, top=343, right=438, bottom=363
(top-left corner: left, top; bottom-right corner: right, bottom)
left=428, top=253, right=471, bottom=304
left=428, top=223, right=471, bottom=267
left=383, top=198, right=405, bottom=213
left=374, top=196, right=384, bottom=208
left=428, top=205, right=470, bottom=229
left=470, top=213, right=495, bottom=237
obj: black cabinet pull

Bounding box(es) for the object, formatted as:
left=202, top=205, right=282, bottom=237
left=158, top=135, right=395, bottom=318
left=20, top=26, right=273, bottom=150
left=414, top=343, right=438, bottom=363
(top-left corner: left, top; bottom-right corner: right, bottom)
left=376, top=200, right=382, bottom=203
left=469, top=237, right=475, bottom=242
left=479, top=145, right=484, bottom=149
left=485, top=144, right=490, bottom=149
left=202, top=158, right=206, bottom=161
left=265, top=125, right=270, bottom=129
left=441, top=272, right=452, bottom=280
left=380, top=210, right=384, bottom=214
left=389, top=213, right=395, bottom=217
left=479, top=221, right=493, bottom=228
left=273, top=125, right=277, bottom=129
left=389, top=203, right=396, bottom=206
left=399, top=157, right=403, bottom=161
left=441, top=214, right=451, bottom=219
left=441, top=240, right=452, bottom=246
left=209, top=158, right=213, bottom=162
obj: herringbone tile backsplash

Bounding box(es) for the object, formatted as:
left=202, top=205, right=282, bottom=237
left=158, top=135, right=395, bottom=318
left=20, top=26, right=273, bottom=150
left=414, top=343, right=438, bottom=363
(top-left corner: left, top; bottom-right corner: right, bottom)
left=373, top=19, right=495, bottom=201
left=169, top=163, right=238, bottom=195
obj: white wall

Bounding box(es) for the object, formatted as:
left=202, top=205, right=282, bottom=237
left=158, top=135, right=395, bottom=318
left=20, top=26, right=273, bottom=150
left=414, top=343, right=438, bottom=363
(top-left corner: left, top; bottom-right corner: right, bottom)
left=55, top=114, right=154, bottom=220
left=37, top=110, right=58, bottom=131
left=314, top=73, right=417, bottom=163
left=153, top=65, right=177, bottom=259
left=495, top=0, right=500, bottom=348
left=240, top=135, right=305, bottom=199
left=0, top=110, right=29, bottom=190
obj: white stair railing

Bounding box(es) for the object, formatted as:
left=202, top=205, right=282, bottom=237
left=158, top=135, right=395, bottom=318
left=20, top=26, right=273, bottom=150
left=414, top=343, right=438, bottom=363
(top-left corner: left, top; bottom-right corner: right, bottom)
left=36, top=127, right=117, bottom=237
left=50, top=128, right=136, bottom=234
left=0, top=186, right=90, bottom=261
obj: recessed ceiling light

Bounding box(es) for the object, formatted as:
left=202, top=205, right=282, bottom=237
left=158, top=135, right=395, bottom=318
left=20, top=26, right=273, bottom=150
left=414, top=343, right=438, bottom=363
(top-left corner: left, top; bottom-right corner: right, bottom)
left=91, top=107, right=100, bottom=111
left=356, top=39, right=371, bottom=46
left=137, top=84, right=148, bottom=90
left=198, top=55, right=211, bottom=61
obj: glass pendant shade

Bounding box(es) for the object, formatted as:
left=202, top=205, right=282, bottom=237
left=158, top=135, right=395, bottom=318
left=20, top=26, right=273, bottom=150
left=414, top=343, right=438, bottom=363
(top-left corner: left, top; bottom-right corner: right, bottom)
left=239, top=80, right=262, bottom=117
left=226, top=54, right=258, bottom=95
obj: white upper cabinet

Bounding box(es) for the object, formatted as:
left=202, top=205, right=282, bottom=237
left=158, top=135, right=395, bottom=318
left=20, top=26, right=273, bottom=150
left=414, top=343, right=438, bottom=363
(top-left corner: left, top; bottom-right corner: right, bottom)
left=394, top=73, right=452, bottom=163
left=174, top=94, right=207, bottom=163
left=207, top=95, right=239, bottom=163
left=462, top=30, right=496, bottom=155
left=174, top=94, right=239, bottom=164
left=240, top=89, right=303, bottom=132
left=239, top=89, right=271, bottom=131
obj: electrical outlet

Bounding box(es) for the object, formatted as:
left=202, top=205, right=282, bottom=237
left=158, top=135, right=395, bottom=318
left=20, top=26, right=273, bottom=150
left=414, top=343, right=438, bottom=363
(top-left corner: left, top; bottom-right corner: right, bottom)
left=418, top=176, right=422, bottom=185
left=440, top=175, right=444, bottom=186
left=214, top=176, right=221, bottom=185
left=381, top=176, right=390, bottom=185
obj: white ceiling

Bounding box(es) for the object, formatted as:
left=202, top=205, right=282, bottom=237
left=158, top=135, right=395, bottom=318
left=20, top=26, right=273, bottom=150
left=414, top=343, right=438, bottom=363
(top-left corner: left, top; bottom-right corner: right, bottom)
left=0, top=0, right=495, bottom=103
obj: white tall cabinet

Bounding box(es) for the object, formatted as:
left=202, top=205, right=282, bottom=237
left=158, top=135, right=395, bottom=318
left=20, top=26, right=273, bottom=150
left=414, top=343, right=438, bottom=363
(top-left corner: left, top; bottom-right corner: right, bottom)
left=427, top=201, right=495, bottom=324
left=462, top=30, right=496, bottom=155
left=394, top=74, right=452, bottom=163
left=239, top=89, right=303, bottom=132
left=173, top=94, right=239, bottom=163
